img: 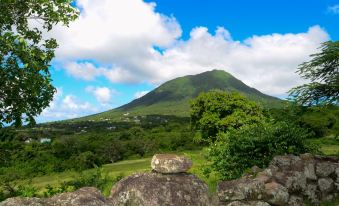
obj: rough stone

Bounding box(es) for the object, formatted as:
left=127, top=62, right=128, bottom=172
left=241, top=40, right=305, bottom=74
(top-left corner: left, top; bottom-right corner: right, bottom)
left=254, top=173, right=271, bottom=184
left=151, top=154, right=192, bottom=174
left=217, top=179, right=265, bottom=202
left=316, top=162, right=336, bottom=177
left=262, top=182, right=289, bottom=206
left=109, top=172, right=213, bottom=206
left=304, top=162, right=317, bottom=180
left=303, top=183, right=319, bottom=205
left=270, top=155, right=302, bottom=171
left=287, top=195, right=304, bottom=206
left=0, top=187, right=108, bottom=206
left=226, top=201, right=270, bottom=206
left=300, top=153, right=314, bottom=161
left=47, top=187, right=108, bottom=206
left=318, top=178, right=334, bottom=193
left=0, top=198, right=44, bottom=206
left=335, top=167, right=339, bottom=183
left=273, top=170, right=307, bottom=193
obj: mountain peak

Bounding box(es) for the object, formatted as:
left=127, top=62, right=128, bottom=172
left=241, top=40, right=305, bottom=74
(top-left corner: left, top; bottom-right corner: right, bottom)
left=118, top=69, right=281, bottom=111
left=79, top=70, right=283, bottom=121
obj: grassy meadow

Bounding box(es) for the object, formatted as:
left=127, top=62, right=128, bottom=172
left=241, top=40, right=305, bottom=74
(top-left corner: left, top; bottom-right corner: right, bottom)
left=16, top=136, right=338, bottom=197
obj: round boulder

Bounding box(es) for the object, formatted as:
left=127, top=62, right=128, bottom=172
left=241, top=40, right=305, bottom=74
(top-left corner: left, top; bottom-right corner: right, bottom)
left=109, top=172, right=213, bottom=206
left=151, top=154, right=192, bottom=174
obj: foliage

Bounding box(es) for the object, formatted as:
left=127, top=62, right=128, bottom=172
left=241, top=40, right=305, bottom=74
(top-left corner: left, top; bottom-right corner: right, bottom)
left=289, top=41, right=339, bottom=106
left=0, top=0, right=78, bottom=127
left=208, top=121, right=316, bottom=180
left=0, top=115, right=201, bottom=181
left=190, top=90, right=264, bottom=141
left=269, top=104, right=339, bottom=137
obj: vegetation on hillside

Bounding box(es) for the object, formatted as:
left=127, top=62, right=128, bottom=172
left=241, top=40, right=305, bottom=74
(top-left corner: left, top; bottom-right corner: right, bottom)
left=81, top=70, right=284, bottom=122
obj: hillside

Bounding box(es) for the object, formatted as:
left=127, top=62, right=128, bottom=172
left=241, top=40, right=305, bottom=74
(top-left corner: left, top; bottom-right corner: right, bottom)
left=77, top=70, right=283, bottom=121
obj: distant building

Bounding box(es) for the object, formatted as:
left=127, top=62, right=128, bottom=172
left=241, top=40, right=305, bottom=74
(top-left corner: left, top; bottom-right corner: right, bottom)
left=25, top=138, right=33, bottom=144
left=40, top=138, right=51, bottom=143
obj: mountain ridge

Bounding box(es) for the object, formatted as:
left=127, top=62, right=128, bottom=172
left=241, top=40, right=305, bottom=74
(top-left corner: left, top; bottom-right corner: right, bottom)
left=75, top=70, right=283, bottom=121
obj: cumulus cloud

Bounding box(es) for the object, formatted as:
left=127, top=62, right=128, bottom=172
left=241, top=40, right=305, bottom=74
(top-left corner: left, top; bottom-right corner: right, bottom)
left=134, top=90, right=150, bottom=99
left=86, top=86, right=118, bottom=105
left=36, top=88, right=98, bottom=122
left=328, top=4, right=339, bottom=14
left=50, top=0, right=329, bottom=96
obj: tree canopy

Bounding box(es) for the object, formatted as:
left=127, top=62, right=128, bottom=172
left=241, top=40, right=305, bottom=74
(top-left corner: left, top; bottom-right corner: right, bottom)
left=0, top=0, right=78, bottom=127
left=289, top=41, right=339, bottom=106
left=190, top=90, right=264, bottom=141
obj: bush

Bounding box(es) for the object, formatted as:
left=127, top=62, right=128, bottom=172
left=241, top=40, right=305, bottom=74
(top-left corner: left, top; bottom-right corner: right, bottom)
left=209, top=121, right=316, bottom=180
left=190, top=90, right=264, bottom=142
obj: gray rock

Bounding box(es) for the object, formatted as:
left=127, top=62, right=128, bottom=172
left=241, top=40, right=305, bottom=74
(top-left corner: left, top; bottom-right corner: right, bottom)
left=300, top=153, right=314, bottom=161
left=303, top=183, right=319, bottom=205
left=274, top=171, right=307, bottom=193
left=226, top=201, right=270, bottom=206
left=316, top=162, right=336, bottom=177
left=151, top=154, right=192, bottom=174
left=335, top=167, right=339, bottom=183
left=263, top=182, right=289, bottom=206
left=270, top=155, right=301, bottom=170
left=47, top=187, right=108, bottom=206
left=109, top=172, right=213, bottom=206
left=287, top=195, right=304, bottom=206
left=0, top=198, right=44, bottom=206
left=318, top=178, right=334, bottom=193
left=0, top=187, right=108, bottom=206
left=304, top=162, right=317, bottom=180
left=217, top=179, right=265, bottom=202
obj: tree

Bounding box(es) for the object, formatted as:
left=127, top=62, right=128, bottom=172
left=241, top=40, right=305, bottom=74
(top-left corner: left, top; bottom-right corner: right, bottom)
left=209, top=122, right=315, bottom=180
left=289, top=41, right=339, bottom=106
left=0, top=0, right=78, bottom=127
left=190, top=90, right=264, bottom=141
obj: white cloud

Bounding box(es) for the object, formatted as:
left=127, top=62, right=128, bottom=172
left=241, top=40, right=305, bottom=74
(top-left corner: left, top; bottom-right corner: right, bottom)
left=86, top=86, right=118, bottom=105
left=64, top=62, right=103, bottom=80
left=49, top=0, right=330, bottom=96
left=36, top=88, right=99, bottom=122
left=134, top=90, right=150, bottom=99
left=328, top=4, right=339, bottom=14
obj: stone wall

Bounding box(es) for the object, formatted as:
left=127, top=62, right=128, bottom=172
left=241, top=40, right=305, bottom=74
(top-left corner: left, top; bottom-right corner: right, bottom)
left=217, top=153, right=339, bottom=206
left=0, top=153, right=338, bottom=206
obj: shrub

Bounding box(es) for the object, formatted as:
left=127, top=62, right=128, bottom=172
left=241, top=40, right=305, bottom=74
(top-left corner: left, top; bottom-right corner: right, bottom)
left=190, top=90, right=264, bottom=142
left=209, top=121, right=316, bottom=180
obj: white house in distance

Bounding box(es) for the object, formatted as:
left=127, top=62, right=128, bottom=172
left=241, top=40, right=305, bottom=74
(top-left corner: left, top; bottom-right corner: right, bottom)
left=40, top=138, right=51, bottom=143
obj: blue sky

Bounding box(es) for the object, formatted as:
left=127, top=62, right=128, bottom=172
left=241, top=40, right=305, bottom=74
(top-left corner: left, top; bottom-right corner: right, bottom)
left=36, top=0, right=339, bottom=122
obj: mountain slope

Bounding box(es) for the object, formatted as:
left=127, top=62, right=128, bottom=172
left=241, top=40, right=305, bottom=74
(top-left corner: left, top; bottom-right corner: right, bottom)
left=78, top=70, right=283, bottom=121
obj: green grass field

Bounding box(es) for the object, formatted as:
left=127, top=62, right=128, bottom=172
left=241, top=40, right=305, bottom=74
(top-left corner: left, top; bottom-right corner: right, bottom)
left=15, top=137, right=339, bottom=200
left=308, top=136, right=339, bottom=156
left=17, top=149, right=218, bottom=196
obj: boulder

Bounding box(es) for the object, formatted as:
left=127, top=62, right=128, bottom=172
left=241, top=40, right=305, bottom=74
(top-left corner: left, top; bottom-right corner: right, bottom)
left=0, top=187, right=108, bottom=206
left=303, top=162, right=317, bottom=180
left=262, top=181, right=289, bottom=206
left=109, top=172, right=213, bottom=206
left=316, top=162, right=336, bottom=177
left=318, top=178, right=334, bottom=193
left=0, top=198, right=44, bottom=206
left=151, top=154, right=192, bottom=174
left=303, top=183, right=319, bottom=205
left=225, top=201, right=270, bottom=206
left=287, top=195, right=304, bottom=206
left=46, top=187, right=108, bottom=206
left=270, top=155, right=302, bottom=171
left=217, top=179, right=265, bottom=202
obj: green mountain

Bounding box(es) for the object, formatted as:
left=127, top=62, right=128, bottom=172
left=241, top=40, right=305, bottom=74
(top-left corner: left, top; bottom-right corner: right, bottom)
left=78, top=70, right=283, bottom=121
